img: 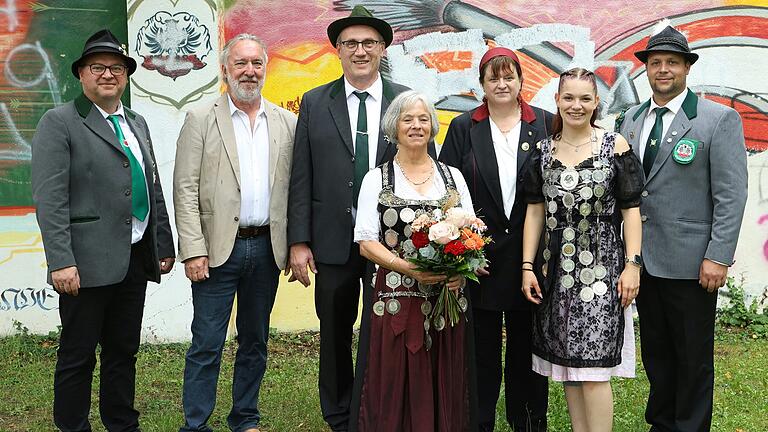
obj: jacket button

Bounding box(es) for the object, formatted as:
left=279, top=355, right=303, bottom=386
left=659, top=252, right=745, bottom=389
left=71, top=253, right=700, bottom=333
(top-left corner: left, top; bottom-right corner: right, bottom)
left=348, top=181, right=353, bottom=187
left=505, top=228, right=510, bottom=234
left=123, top=161, right=129, bottom=168
left=346, top=207, right=351, bottom=214
left=234, top=216, right=239, bottom=222
left=125, top=218, right=131, bottom=225
left=351, top=156, right=355, bottom=162
left=641, top=190, right=648, bottom=198
left=125, top=189, right=131, bottom=196
left=641, top=215, right=648, bottom=222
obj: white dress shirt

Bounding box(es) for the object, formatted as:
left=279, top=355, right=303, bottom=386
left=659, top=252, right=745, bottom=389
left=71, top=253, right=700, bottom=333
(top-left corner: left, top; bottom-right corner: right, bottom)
left=97, top=103, right=149, bottom=244
left=228, top=95, right=271, bottom=227
left=489, top=118, right=520, bottom=218
left=639, top=89, right=688, bottom=160
left=345, top=74, right=382, bottom=171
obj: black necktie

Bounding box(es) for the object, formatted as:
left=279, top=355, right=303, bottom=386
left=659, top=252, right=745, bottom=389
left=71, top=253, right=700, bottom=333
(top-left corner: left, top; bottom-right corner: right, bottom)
left=642, top=106, right=669, bottom=176
left=353, top=91, right=369, bottom=206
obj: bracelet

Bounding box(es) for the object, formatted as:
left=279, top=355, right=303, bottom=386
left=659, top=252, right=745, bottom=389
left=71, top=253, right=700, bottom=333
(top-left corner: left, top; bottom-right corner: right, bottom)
left=388, top=256, right=397, bottom=266
left=522, top=260, right=534, bottom=266
left=522, top=268, right=534, bottom=272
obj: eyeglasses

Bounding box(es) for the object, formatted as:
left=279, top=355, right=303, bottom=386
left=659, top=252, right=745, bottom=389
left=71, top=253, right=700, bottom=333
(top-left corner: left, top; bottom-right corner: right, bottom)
left=89, top=64, right=127, bottom=76
left=338, top=39, right=384, bottom=52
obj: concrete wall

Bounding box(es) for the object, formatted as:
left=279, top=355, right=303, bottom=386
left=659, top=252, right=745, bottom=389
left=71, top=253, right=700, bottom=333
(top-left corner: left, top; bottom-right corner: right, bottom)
left=1, top=0, right=766, bottom=341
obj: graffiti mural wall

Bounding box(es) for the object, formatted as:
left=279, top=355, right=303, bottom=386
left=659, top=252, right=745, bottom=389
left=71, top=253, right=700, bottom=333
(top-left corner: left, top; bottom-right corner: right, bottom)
left=1, top=0, right=766, bottom=340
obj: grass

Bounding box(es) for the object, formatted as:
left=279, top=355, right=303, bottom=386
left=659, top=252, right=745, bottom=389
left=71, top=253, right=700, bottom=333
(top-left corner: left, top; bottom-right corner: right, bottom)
left=0, top=327, right=766, bottom=432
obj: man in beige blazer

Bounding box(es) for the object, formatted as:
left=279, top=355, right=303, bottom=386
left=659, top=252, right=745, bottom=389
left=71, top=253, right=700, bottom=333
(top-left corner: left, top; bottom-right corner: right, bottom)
left=173, top=34, right=296, bottom=432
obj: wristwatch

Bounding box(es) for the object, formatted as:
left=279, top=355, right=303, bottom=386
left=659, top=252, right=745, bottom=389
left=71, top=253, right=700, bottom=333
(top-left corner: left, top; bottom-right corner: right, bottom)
left=625, top=254, right=643, bottom=267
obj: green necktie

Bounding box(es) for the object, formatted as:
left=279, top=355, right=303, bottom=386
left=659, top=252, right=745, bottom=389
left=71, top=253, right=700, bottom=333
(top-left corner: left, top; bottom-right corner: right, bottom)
left=642, top=106, right=669, bottom=176
left=107, top=114, right=149, bottom=221
left=353, top=91, right=369, bottom=206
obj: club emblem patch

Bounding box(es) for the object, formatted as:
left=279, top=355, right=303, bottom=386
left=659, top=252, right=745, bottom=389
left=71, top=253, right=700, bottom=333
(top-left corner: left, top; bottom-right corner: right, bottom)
left=672, top=138, right=698, bottom=164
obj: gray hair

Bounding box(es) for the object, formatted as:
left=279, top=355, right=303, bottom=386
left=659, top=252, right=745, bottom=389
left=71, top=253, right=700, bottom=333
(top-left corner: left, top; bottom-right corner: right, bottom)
left=381, top=90, right=439, bottom=145
left=220, top=33, right=269, bottom=70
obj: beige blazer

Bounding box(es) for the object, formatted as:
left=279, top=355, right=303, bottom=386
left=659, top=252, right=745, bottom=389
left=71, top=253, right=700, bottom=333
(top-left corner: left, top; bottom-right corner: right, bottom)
left=174, top=93, right=297, bottom=269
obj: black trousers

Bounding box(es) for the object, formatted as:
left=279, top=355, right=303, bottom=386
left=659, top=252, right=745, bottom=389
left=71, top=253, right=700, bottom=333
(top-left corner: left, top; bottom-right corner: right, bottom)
left=637, top=272, right=718, bottom=432
left=54, top=240, right=151, bottom=432
left=474, top=308, right=548, bottom=432
left=315, top=244, right=368, bottom=431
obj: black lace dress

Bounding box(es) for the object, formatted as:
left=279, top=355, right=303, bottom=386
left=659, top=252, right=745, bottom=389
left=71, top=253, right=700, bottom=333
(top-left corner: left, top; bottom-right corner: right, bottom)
left=525, top=132, right=643, bottom=381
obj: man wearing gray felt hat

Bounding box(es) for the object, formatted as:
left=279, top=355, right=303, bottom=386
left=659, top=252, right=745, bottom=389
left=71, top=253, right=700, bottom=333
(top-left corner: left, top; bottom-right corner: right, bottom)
left=32, top=28, right=175, bottom=432
left=616, top=20, right=747, bottom=432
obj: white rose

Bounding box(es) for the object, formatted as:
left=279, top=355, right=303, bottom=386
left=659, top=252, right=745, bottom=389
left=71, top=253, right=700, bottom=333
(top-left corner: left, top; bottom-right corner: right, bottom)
left=428, top=221, right=460, bottom=245
left=444, top=207, right=474, bottom=228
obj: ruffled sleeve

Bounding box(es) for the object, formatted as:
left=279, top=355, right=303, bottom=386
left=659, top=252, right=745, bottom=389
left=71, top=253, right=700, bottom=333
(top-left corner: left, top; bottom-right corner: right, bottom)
left=524, top=147, right=545, bottom=204
left=613, top=149, right=644, bottom=209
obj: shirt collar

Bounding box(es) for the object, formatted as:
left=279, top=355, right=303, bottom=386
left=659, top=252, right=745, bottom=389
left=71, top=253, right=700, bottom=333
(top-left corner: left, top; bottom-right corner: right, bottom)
left=648, top=89, right=687, bottom=117
left=95, top=102, right=125, bottom=120
left=227, top=93, right=266, bottom=119
left=344, top=74, right=382, bottom=102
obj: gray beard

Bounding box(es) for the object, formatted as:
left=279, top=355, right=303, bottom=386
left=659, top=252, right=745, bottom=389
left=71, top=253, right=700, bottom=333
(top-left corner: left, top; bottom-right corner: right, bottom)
left=228, top=78, right=261, bottom=103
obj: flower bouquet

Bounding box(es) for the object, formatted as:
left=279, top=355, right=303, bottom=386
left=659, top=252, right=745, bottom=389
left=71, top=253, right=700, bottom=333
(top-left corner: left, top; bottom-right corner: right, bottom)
left=408, top=197, right=490, bottom=328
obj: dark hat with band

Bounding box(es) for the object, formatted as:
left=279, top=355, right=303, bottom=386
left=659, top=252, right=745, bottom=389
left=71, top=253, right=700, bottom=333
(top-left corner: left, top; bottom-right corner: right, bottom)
left=327, top=5, right=393, bottom=47
left=71, top=29, right=137, bottom=78
left=634, top=24, right=699, bottom=64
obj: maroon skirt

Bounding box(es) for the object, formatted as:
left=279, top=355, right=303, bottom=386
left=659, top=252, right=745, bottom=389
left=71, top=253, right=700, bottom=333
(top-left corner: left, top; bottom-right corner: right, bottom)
left=356, top=267, right=471, bottom=432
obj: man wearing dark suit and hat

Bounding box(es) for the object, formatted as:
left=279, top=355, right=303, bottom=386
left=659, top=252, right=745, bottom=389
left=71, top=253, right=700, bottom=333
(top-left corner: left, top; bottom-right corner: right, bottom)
left=616, top=20, right=747, bottom=432
left=287, top=6, right=414, bottom=431
left=31, top=29, right=175, bottom=431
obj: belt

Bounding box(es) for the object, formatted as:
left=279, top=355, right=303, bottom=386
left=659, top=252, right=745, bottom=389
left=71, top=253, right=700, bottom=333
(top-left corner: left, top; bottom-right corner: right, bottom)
left=237, top=225, right=270, bottom=238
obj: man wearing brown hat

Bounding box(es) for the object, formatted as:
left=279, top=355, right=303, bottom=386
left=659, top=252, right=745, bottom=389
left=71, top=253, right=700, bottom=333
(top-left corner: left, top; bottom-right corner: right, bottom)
left=616, top=21, right=747, bottom=431
left=287, top=6, right=414, bottom=431
left=31, top=29, right=175, bottom=431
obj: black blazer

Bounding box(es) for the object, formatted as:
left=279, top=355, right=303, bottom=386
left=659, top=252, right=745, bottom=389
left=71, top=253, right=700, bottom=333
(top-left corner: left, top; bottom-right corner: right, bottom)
left=288, top=76, right=411, bottom=265
left=440, top=106, right=553, bottom=310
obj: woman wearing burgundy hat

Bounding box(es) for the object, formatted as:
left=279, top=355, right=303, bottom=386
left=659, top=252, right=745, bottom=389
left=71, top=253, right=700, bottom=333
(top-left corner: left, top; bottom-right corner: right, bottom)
left=440, top=47, right=552, bottom=432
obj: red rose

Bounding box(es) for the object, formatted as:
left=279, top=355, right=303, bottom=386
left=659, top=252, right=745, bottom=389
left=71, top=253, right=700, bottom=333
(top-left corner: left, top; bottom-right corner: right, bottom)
left=444, top=239, right=467, bottom=256
left=411, top=231, right=430, bottom=249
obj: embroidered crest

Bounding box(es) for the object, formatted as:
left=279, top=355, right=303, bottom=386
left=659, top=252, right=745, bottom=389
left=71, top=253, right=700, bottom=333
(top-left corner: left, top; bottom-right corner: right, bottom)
left=672, top=138, right=698, bottom=164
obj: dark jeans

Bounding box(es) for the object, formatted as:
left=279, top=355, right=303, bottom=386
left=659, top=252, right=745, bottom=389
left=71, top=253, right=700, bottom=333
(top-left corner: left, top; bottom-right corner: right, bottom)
left=637, top=272, right=718, bottom=432
left=314, top=244, right=368, bottom=431
left=474, top=308, right=548, bottom=432
left=180, top=236, right=279, bottom=432
left=54, top=241, right=150, bottom=432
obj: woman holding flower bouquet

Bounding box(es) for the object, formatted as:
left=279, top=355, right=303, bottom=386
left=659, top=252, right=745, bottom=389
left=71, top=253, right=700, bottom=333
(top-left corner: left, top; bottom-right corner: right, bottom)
left=351, top=90, right=481, bottom=431
left=440, top=46, right=553, bottom=431
left=521, top=68, right=643, bottom=432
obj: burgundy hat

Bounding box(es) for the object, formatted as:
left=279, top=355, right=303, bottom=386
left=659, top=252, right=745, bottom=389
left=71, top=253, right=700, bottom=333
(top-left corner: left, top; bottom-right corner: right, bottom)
left=479, top=47, right=522, bottom=74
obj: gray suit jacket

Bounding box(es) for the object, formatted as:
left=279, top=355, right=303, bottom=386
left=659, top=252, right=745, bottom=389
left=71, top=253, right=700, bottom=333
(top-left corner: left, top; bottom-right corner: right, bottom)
left=32, top=94, right=175, bottom=287
left=174, top=94, right=297, bottom=269
left=288, top=76, right=412, bottom=265
left=618, top=89, right=747, bottom=279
